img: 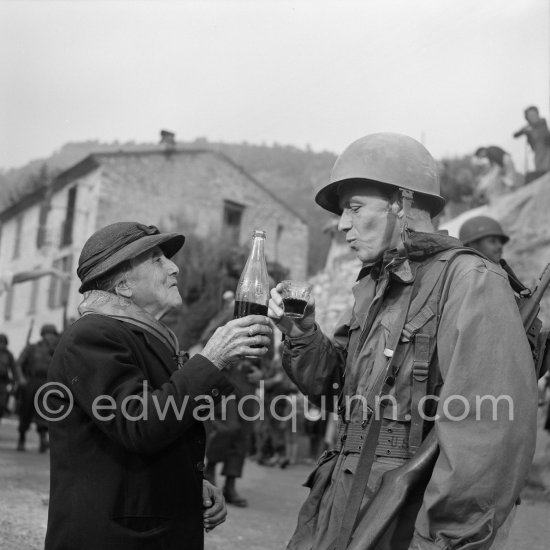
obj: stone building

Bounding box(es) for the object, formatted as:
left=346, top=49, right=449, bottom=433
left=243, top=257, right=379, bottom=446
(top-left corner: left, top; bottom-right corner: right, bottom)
left=0, top=143, right=308, bottom=353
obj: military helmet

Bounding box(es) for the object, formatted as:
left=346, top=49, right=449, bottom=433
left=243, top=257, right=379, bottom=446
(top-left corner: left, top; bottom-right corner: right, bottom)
left=459, top=216, right=509, bottom=246
left=315, top=133, right=445, bottom=217
left=40, top=324, right=59, bottom=337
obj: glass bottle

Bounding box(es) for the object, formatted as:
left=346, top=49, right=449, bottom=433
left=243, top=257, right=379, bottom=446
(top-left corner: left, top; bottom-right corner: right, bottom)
left=234, top=229, right=269, bottom=318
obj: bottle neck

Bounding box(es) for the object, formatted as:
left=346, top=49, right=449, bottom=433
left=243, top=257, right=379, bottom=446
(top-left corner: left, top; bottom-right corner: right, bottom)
left=250, top=236, right=266, bottom=262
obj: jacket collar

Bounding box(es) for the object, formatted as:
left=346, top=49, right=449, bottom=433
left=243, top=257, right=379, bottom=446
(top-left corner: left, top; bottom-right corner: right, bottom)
left=78, top=290, right=180, bottom=356
left=357, top=229, right=462, bottom=284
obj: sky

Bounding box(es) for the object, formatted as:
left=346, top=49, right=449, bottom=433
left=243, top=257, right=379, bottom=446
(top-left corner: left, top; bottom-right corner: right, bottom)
left=0, top=0, right=549, bottom=172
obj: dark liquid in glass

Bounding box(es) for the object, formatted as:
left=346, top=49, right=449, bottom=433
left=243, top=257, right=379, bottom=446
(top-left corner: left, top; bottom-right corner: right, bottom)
left=282, top=298, right=308, bottom=318
left=233, top=300, right=268, bottom=319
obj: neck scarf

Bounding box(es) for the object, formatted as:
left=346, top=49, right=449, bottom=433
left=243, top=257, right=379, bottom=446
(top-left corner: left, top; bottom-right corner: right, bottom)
left=78, top=290, right=187, bottom=367
left=356, top=229, right=462, bottom=284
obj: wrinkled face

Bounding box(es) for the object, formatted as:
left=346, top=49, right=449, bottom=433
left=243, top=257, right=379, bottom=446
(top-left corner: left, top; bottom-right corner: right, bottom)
left=125, top=246, right=181, bottom=318
left=470, top=236, right=504, bottom=263
left=337, top=182, right=400, bottom=265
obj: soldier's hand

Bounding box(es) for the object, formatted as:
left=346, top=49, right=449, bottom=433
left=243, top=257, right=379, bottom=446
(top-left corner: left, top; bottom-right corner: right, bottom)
left=201, top=315, right=272, bottom=370
left=268, top=284, right=316, bottom=338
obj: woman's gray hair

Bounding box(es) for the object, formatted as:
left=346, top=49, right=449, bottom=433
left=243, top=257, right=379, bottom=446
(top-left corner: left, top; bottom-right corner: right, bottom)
left=82, top=259, right=135, bottom=294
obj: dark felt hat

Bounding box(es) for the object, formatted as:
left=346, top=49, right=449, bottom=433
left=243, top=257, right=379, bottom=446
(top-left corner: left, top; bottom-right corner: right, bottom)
left=77, top=222, right=185, bottom=293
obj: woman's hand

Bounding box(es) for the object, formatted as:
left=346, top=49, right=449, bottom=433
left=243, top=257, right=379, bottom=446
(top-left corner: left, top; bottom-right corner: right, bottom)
left=268, top=284, right=316, bottom=338
left=202, top=479, right=226, bottom=532
left=201, top=315, right=272, bottom=370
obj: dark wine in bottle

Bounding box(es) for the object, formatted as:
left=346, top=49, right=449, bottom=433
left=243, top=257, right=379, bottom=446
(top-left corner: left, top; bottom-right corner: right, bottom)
left=233, top=300, right=268, bottom=318
left=233, top=230, right=270, bottom=319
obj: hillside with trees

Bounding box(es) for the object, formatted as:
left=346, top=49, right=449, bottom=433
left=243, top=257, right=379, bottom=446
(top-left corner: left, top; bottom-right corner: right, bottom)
left=0, top=138, right=337, bottom=275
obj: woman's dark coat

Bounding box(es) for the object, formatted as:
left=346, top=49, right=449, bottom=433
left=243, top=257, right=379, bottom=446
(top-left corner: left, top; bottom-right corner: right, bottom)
left=45, top=314, right=233, bottom=550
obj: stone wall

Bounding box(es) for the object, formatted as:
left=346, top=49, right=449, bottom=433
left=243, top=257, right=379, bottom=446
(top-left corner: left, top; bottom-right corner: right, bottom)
left=96, top=150, right=308, bottom=279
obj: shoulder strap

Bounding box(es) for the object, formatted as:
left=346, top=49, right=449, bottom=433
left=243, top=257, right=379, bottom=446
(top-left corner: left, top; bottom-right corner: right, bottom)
left=408, top=247, right=485, bottom=451
left=338, top=247, right=484, bottom=549
left=335, top=282, right=415, bottom=550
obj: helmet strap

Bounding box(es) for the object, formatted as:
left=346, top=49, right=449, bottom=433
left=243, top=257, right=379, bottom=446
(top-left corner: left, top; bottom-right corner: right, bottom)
left=397, top=188, right=414, bottom=258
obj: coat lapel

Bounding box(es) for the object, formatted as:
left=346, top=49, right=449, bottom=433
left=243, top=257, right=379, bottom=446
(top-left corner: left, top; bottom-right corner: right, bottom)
left=127, top=324, right=178, bottom=379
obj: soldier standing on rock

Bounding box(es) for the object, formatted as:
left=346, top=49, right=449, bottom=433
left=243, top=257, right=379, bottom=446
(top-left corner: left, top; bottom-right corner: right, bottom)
left=513, top=105, right=550, bottom=182
left=268, top=133, right=537, bottom=550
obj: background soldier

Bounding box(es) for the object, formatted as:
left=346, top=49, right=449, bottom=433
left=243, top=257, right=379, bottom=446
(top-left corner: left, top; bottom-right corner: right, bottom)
left=460, top=214, right=550, bottom=402
left=0, top=334, right=16, bottom=424
left=459, top=215, right=508, bottom=264
left=513, top=105, right=550, bottom=182
left=15, top=323, right=60, bottom=452
left=458, top=215, right=527, bottom=294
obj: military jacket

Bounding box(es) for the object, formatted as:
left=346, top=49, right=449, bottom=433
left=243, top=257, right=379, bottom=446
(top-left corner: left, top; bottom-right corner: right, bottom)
left=283, top=233, right=537, bottom=550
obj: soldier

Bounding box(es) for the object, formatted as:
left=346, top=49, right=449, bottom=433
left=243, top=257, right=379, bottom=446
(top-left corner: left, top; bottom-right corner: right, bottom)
left=15, top=323, right=60, bottom=452
left=458, top=215, right=527, bottom=294
left=460, top=214, right=550, bottom=392
left=513, top=105, right=550, bottom=182
left=0, top=334, right=16, bottom=422
left=458, top=216, right=526, bottom=293
left=458, top=215, right=507, bottom=263
left=268, top=133, right=538, bottom=550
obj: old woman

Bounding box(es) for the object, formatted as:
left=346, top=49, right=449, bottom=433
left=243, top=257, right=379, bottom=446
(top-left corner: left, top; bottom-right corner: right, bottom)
left=45, top=222, right=272, bottom=550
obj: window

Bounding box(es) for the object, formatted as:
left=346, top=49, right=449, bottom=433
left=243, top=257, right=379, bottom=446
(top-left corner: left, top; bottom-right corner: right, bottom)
left=61, top=186, right=78, bottom=247
left=4, top=286, right=14, bottom=321
left=12, top=215, right=23, bottom=259
left=222, top=200, right=245, bottom=246
left=48, top=255, right=73, bottom=309
left=28, top=277, right=40, bottom=314
left=36, top=200, right=50, bottom=249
